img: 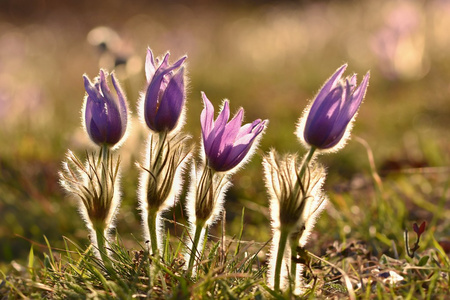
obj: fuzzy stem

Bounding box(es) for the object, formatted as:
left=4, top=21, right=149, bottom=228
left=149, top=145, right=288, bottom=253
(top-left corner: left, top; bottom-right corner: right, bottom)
left=101, top=144, right=109, bottom=166
left=298, top=147, right=316, bottom=180
left=144, top=132, right=167, bottom=256
left=188, top=222, right=204, bottom=273
left=274, top=227, right=290, bottom=291
left=95, top=225, right=109, bottom=265
left=98, top=144, right=110, bottom=263
left=289, top=232, right=300, bottom=290
left=148, top=210, right=159, bottom=256
left=154, top=132, right=167, bottom=174
left=100, top=144, right=110, bottom=218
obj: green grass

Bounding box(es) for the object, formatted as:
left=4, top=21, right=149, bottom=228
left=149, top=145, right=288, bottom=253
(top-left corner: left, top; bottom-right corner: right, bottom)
left=1, top=165, right=449, bottom=298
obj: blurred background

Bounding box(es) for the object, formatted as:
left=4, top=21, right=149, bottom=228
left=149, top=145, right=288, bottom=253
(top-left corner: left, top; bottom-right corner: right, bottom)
left=0, top=0, right=449, bottom=264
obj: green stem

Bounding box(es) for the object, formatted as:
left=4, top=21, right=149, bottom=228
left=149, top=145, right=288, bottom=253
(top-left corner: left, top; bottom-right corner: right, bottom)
left=95, top=225, right=109, bottom=265
left=98, top=144, right=110, bottom=264
left=188, top=223, right=204, bottom=273
left=298, top=147, right=316, bottom=180
left=100, top=144, right=110, bottom=213
left=101, top=144, right=109, bottom=165
left=274, top=227, right=290, bottom=291
left=153, top=132, right=167, bottom=172
left=289, top=233, right=300, bottom=290
left=148, top=210, right=159, bottom=256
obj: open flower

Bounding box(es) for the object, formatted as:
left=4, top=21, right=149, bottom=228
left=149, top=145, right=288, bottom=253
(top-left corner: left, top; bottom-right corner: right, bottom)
left=83, top=70, right=128, bottom=148
left=201, top=92, right=267, bottom=172
left=142, top=48, right=187, bottom=133
left=184, top=93, right=267, bottom=272
left=297, top=64, right=370, bottom=151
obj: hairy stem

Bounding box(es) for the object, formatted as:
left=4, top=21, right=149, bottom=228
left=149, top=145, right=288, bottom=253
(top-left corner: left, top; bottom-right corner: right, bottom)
left=289, top=232, right=300, bottom=290
left=148, top=210, right=159, bottom=256
left=188, top=223, right=204, bottom=274
left=94, top=225, right=109, bottom=265
left=298, top=146, right=316, bottom=180
left=274, top=227, right=290, bottom=291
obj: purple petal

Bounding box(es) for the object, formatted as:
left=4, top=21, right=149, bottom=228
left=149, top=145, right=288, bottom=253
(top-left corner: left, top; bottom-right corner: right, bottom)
left=99, top=70, right=110, bottom=93
left=86, top=95, right=108, bottom=144
left=304, top=86, right=343, bottom=147
left=144, top=54, right=187, bottom=130
left=220, top=120, right=265, bottom=170
left=83, top=75, right=102, bottom=101
left=308, top=64, right=347, bottom=119
left=154, top=67, right=185, bottom=131
left=111, top=73, right=128, bottom=134
left=218, top=123, right=264, bottom=171
left=341, top=71, right=370, bottom=123
left=213, top=108, right=244, bottom=161
left=99, top=70, right=118, bottom=110
left=200, top=92, right=215, bottom=144
left=236, top=119, right=262, bottom=140
left=145, top=48, right=157, bottom=83
left=319, top=128, right=347, bottom=149
left=206, top=100, right=230, bottom=155
left=221, top=108, right=244, bottom=144
left=348, top=74, right=357, bottom=90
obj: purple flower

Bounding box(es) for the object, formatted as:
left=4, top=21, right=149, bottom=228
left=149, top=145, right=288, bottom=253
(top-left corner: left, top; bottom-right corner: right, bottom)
left=302, top=64, right=370, bottom=150
left=143, top=48, right=186, bottom=132
left=83, top=70, right=128, bottom=147
left=201, top=92, right=267, bottom=172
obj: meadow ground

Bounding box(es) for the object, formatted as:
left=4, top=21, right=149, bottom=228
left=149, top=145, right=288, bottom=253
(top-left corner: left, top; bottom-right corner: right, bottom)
left=0, top=0, right=449, bottom=298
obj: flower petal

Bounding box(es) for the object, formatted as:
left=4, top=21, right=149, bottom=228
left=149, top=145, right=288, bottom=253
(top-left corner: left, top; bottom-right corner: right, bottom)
left=154, top=67, right=185, bottom=131
left=308, top=64, right=347, bottom=119
left=346, top=71, right=370, bottom=119
left=145, top=48, right=157, bottom=83
left=111, top=73, right=128, bottom=136
left=206, top=100, right=230, bottom=156
left=212, top=108, right=244, bottom=165
left=144, top=53, right=187, bottom=131
left=200, top=92, right=215, bottom=144
left=304, top=86, right=343, bottom=148
left=218, top=121, right=265, bottom=171
left=83, top=75, right=101, bottom=101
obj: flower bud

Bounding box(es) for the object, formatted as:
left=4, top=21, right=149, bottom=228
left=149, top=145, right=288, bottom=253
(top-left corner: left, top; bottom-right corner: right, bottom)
left=142, top=48, right=187, bottom=133
left=83, top=70, right=129, bottom=148
left=297, top=64, right=370, bottom=151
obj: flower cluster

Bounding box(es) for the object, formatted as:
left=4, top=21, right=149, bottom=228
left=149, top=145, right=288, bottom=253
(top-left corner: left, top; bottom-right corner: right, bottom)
left=60, top=44, right=370, bottom=298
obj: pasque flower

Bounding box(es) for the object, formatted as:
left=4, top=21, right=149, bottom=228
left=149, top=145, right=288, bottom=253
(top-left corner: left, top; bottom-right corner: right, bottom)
left=138, top=49, right=190, bottom=256
left=201, top=92, right=267, bottom=172
left=298, top=64, right=370, bottom=150
left=143, top=48, right=186, bottom=133
left=61, top=69, right=129, bottom=265
left=184, top=92, right=267, bottom=273
left=83, top=70, right=128, bottom=147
